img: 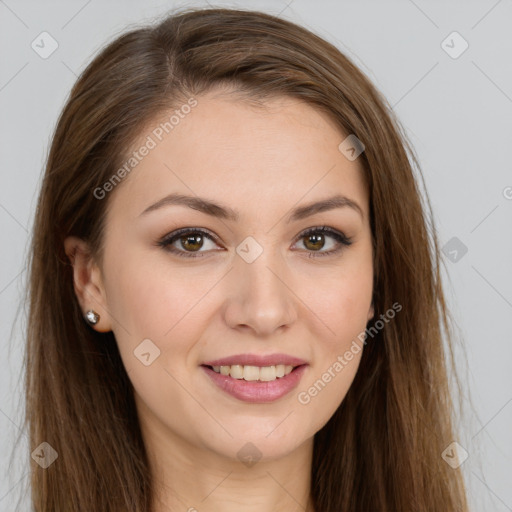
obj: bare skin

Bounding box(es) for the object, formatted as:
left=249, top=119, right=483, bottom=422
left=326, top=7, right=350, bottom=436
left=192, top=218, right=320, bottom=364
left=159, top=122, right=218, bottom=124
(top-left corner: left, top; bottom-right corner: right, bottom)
left=65, top=89, right=374, bottom=512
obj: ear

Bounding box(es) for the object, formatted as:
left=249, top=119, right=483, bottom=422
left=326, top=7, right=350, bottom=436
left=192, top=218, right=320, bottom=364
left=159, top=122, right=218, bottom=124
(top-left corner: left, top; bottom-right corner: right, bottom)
left=64, top=236, right=112, bottom=333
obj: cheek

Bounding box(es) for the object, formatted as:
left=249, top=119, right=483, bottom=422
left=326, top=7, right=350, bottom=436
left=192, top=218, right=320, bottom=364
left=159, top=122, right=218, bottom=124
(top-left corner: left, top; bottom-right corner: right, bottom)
left=293, top=261, right=372, bottom=423
left=102, top=251, right=208, bottom=433
left=295, top=288, right=368, bottom=434
left=102, top=246, right=197, bottom=339
left=305, top=261, right=373, bottom=346
left=323, top=289, right=372, bottom=345
left=102, top=246, right=225, bottom=384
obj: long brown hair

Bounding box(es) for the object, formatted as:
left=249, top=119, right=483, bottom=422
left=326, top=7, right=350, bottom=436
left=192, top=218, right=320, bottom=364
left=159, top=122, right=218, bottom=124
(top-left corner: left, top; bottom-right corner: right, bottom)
left=18, top=6, right=468, bottom=511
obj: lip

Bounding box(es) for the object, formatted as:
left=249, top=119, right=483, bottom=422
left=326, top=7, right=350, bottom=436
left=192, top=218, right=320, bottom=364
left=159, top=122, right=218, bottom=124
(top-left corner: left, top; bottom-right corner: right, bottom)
left=202, top=353, right=308, bottom=367
left=201, top=364, right=308, bottom=403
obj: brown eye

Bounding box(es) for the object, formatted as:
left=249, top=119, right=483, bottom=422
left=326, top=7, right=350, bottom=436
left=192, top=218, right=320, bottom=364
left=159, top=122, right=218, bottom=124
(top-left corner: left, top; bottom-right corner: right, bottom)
left=158, top=228, right=220, bottom=258
left=294, top=226, right=353, bottom=258
left=179, top=233, right=204, bottom=252
left=303, top=232, right=325, bottom=251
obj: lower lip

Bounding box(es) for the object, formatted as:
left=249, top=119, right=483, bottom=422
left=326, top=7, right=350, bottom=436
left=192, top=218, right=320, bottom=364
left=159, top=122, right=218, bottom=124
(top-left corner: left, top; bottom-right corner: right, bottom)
left=201, top=365, right=308, bottom=403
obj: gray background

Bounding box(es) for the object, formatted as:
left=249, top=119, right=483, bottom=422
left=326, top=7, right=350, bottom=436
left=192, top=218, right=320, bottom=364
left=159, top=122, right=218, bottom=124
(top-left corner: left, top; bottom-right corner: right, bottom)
left=1, top=0, right=511, bottom=510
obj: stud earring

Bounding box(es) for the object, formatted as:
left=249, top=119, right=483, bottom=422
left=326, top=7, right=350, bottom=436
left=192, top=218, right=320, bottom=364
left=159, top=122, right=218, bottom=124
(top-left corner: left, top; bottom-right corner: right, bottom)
left=85, top=310, right=100, bottom=325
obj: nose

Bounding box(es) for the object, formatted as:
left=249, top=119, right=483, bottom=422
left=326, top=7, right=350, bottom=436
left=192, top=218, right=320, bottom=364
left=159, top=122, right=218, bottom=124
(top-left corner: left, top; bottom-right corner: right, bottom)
left=222, top=245, right=297, bottom=337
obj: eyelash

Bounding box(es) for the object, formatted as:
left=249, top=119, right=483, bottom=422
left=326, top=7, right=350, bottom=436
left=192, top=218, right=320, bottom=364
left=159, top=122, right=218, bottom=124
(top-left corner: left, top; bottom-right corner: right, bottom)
left=157, top=226, right=353, bottom=259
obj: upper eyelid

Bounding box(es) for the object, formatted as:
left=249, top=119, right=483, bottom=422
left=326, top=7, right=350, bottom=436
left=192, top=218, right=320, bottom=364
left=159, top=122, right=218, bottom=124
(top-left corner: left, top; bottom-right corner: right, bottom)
left=161, top=227, right=219, bottom=244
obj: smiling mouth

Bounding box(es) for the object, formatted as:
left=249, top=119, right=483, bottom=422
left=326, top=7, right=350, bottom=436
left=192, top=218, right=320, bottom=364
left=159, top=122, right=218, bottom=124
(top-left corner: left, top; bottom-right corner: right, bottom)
left=201, top=364, right=303, bottom=382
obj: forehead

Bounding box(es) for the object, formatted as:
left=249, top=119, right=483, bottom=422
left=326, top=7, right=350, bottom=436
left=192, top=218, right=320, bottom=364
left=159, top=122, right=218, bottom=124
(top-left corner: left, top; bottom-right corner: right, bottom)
left=107, top=91, right=369, bottom=224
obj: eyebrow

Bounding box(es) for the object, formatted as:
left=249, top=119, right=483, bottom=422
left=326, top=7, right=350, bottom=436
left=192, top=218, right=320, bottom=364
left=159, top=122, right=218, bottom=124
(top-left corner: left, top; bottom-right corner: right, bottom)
left=139, top=193, right=364, bottom=222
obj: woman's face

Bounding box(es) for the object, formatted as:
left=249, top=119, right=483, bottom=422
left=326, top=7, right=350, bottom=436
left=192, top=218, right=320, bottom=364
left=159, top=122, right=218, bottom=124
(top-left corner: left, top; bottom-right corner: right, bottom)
left=91, top=90, right=374, bottom=464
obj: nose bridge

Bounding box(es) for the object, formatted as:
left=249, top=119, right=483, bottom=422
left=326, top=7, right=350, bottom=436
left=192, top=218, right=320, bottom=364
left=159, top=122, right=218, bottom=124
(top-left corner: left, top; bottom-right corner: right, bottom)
left=241, top=244, right=283, bottom=294
left=223, top=236, right=297, bottom=333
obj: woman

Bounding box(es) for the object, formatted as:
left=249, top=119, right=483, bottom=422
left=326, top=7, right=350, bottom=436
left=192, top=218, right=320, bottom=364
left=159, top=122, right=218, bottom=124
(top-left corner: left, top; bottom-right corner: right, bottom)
left=22, top=6, right=468, bottom=511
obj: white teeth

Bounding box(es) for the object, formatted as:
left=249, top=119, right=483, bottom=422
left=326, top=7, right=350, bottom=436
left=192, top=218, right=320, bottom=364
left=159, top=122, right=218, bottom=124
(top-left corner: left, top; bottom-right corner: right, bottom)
left=229, top=365, right=244, bottom=379
left=275, top=364, right=285, bottom=378
left=243, top=365, right=260, bottom=381
left=210, top=364, right=296, bottom=381
left=259, top=366, right=276, bottom=382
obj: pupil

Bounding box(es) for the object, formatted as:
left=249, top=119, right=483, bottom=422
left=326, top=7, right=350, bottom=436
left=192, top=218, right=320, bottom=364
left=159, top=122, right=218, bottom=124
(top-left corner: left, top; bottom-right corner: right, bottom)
left=305, top=233, right=324, bottom=250
left=182, top=234, right=203, bottom=251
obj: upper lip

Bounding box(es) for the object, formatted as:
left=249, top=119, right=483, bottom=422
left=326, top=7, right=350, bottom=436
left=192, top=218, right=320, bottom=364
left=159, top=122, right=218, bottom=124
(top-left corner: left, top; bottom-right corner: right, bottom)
left=201, top=353, right=308, bottom=367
